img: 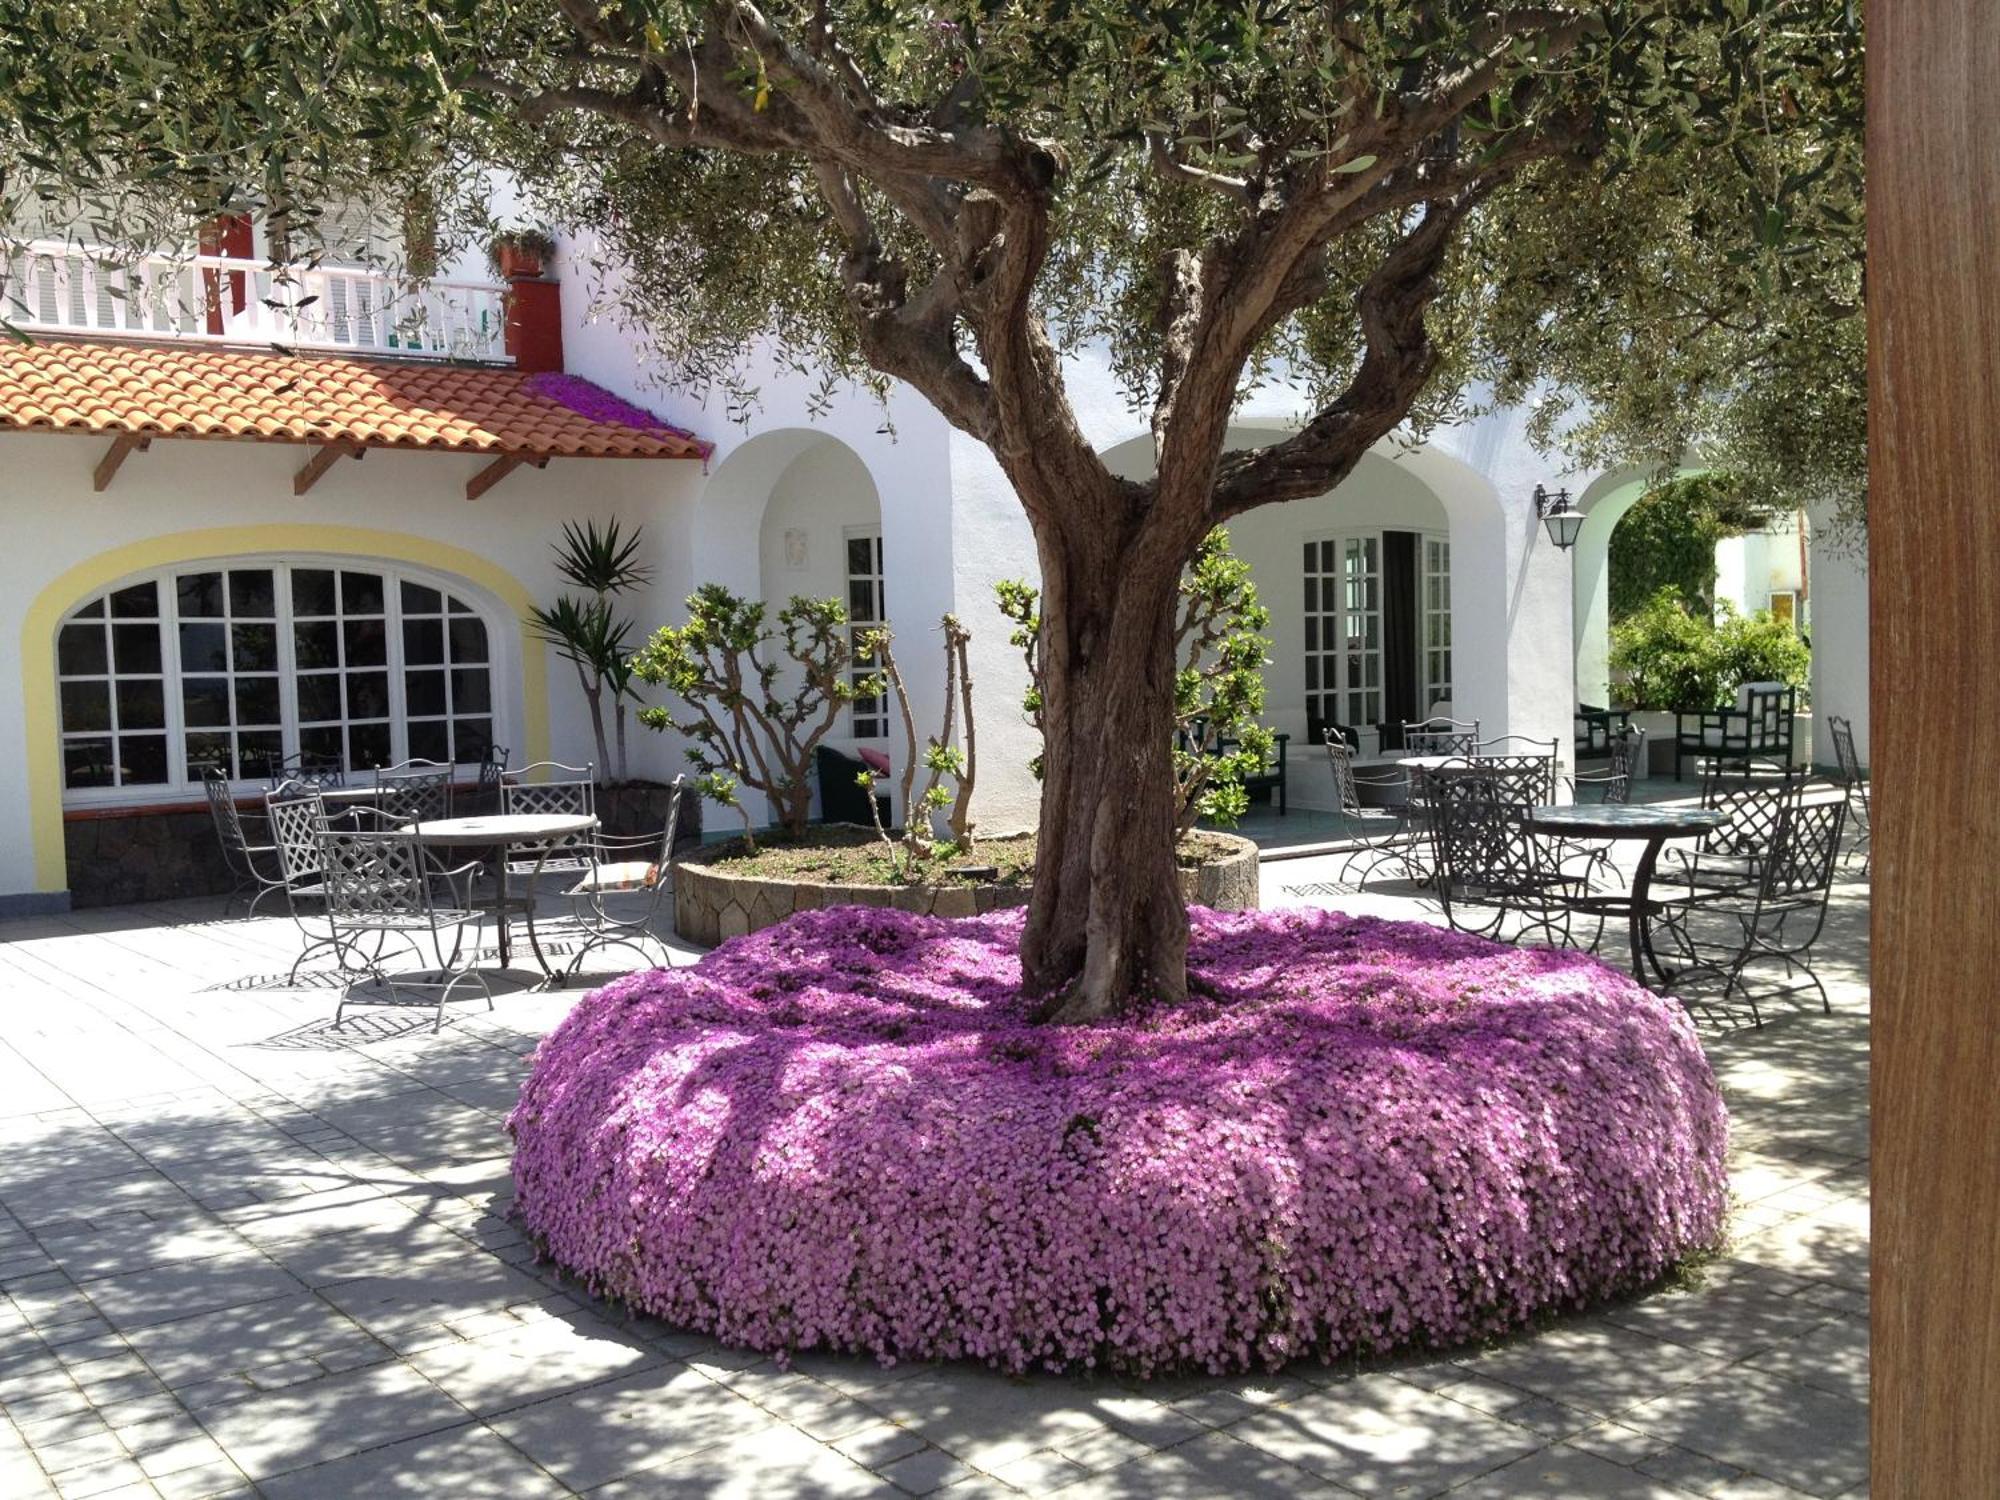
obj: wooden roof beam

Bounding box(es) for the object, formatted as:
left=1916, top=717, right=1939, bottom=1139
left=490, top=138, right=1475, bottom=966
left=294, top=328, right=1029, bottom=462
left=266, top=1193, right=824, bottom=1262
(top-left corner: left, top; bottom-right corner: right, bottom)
left=466, top=452, right=548, bottom=501
left=293, top=440, right=361, bottom=497
left=92, top=432, right=150, bottom=492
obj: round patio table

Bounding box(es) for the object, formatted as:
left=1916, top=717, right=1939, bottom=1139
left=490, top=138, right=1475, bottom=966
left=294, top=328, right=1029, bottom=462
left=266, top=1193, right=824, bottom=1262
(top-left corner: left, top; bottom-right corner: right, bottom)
left=1523, top=804, right=1729, bottom=987
left=409, top=814, right=598, bottom=976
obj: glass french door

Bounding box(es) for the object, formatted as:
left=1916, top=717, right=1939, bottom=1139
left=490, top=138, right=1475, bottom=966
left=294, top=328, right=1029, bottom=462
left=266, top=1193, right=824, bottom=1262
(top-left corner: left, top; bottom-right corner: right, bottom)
left=1304, top=533, right=1383, bottom=735
left=1420, top=534, right=1453, bottom=712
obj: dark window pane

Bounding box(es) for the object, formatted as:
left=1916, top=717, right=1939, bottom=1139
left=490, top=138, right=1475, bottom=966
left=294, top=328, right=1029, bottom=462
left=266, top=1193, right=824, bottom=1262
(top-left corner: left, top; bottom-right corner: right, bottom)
left=1320, top=539, right=1336, bottom=571
left=349, top=722, right=392, bottom=769
left=177, top=572, right=225, bottom=618
left=178, top=622, right=228, bottom=673
left=847, top=537, right=873, bottom=575
left=234, top=677, right=281, bottom=726
left=401, top=581, right=442, bottom=615
left=402, top=618, right=444, bottom=666
left=447, top=618, right=487, bottom=664
left=407, top=720, right=450, bottom=764
left=296, top=674, right=343, bottom=723
left=449, top=668, right=491, bottom=714
left=341, top=571, right=385, bottom=614
left=113, top=623, right=162, bottom=676
left=60, top=680, right=111, bottom=733
left=182, top=677, right=231, bottom=728
left=1302, top=542, right=1316, bottom=571
left=452, top=718, right=492, bottom=764
left=184, top=732, right=232, bottom=781
left=448, top=596, right=473, bottom=615
left=294, top=620, right=340, bottom=670
left=298, top=725, right=344, bottom=763
left=293, top=568, right=337, bottom=616
left=229, top=569, right=276, bottom=618
left=404, top=671, right=446, bottom=717
left=116, top=679, right=165, bottom=731
left=63, top=738, right=115, bottom=789
left=1303, top=577, right=1318, bottom=613
left=1304, top=617, right=1318, bottom=651
left=237, top=729, right=282, bottom=772
left=69, top=597, right=106, bottom=621
left=347, top=671, right=390, bottom=719
left=110, top=581, right=158, bottom=619
left=231, top=622, right=278, bottom=672
left=848, top=581, right=873, bottom=620
left=118, top=734, right=169, bottom=785
left=343, top=619, right=386, bottom=667
left=1305, top=657, right=1319, bottom=691
left=58, top=623, right=107, bottom=677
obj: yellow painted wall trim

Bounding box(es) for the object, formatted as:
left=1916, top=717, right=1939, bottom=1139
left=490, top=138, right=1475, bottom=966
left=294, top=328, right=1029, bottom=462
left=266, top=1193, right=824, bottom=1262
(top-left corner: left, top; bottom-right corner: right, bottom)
left=22, top=524, right=551, bottom=893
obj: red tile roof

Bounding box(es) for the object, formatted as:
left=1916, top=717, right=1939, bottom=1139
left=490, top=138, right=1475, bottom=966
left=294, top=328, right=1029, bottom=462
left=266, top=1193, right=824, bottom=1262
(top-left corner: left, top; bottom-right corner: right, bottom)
left=0, top=339, right=709, bottom=460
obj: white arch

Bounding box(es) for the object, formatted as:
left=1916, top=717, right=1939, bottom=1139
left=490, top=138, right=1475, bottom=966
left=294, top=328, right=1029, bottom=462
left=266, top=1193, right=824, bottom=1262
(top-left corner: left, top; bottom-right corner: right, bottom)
left=1568, top=463, right=1708, bottom=705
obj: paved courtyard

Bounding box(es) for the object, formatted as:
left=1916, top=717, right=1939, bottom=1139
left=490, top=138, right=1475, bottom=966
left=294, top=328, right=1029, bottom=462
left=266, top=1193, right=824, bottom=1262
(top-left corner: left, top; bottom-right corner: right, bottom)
left=0, top=853, right=1869, bottom=1499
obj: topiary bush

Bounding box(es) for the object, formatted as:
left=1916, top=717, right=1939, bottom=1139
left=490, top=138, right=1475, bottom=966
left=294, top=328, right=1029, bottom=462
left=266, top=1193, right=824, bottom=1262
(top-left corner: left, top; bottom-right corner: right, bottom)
left=510, top=906, right=1729, bottom=1376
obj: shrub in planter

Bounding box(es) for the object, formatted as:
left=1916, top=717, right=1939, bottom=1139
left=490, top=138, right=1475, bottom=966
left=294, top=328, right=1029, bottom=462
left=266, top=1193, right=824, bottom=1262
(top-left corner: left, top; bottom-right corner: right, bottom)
left=487, top=226, right=557, bottom=279
left=1610, top=587, right=1809, bottom=711
left=511, top=905, right=1728, bottom=1376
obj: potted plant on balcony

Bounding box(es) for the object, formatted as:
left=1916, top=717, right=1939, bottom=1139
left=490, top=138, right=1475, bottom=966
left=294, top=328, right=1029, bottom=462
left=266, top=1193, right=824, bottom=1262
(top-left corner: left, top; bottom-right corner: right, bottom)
left=487, top=227, right=557, bottom=280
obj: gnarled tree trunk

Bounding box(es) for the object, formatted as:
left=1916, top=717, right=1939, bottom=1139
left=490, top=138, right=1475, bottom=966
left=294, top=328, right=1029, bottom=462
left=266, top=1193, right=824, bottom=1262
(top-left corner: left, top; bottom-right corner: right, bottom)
left=1020, top=510, right=1203, bottom=1022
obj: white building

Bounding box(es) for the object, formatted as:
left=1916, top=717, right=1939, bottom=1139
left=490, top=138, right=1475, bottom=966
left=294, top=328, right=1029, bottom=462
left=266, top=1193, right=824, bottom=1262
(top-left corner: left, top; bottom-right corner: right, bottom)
left=0, top=211, right=1867, bottom=914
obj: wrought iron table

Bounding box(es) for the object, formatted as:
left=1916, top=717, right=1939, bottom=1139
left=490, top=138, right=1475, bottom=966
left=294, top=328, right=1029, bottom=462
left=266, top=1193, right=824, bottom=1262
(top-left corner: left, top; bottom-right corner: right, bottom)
left=409, top=813, right=599, bottom=974
left=1523, top=804, right=1729, bottom=986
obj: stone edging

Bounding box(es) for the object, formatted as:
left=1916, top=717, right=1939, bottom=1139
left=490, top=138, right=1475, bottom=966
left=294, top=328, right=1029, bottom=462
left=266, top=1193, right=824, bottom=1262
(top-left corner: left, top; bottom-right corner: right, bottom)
left=673, top=833, right=1260, bottom=946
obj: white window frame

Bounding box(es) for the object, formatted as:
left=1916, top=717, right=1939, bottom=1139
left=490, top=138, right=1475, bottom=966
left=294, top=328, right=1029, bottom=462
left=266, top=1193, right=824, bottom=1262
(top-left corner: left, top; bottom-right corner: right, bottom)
left=843, top=526, right=888, bottom=741
left=1304, top=529, right=1385, bottom=733
left=1420, top=531, right=1453, bottom=713
left=54, top=554, right=515, bottom=808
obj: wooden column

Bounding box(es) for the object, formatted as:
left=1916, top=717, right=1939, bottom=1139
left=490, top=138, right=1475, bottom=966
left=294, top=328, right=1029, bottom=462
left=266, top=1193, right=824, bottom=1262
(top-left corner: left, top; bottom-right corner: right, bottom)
left=1870, top=0, right=2000, bottom=1492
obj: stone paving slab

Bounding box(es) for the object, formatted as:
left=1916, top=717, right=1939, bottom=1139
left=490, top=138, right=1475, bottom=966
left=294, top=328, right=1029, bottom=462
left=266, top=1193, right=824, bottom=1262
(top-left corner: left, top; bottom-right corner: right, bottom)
left=0, top=865, right=1870, bottom=1497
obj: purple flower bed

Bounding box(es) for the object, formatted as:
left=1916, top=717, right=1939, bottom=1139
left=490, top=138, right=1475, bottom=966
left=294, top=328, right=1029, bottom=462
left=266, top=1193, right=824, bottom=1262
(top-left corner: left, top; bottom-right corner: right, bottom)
left=510, top=906, right=1728, bottom=1376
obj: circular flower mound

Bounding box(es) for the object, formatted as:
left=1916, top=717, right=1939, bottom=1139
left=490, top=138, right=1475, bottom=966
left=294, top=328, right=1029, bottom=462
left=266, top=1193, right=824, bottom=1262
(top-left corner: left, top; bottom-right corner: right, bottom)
left=510, top=906, right=1727, bottom=1376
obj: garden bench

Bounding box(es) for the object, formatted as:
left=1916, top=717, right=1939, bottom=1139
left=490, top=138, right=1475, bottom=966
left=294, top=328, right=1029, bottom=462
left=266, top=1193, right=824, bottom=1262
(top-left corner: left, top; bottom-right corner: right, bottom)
left=1674, top=682, right=1797, bottom=779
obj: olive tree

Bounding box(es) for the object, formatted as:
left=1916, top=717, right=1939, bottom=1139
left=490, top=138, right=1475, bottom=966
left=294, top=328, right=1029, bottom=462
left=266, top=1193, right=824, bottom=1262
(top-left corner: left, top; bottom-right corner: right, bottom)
left=0, top=0, right=1861, bottom=1018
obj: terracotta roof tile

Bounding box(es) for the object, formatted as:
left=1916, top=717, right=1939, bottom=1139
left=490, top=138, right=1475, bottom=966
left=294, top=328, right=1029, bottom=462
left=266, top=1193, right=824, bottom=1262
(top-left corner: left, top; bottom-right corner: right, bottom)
left=0, top=339, right=710, bottom=461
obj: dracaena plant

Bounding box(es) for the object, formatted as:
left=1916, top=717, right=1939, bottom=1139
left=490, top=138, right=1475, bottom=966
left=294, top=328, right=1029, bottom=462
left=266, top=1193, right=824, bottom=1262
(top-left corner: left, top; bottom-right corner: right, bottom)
left=525, top=519, right=652, bottom=784
left=630, top=585, right=882, bottom=849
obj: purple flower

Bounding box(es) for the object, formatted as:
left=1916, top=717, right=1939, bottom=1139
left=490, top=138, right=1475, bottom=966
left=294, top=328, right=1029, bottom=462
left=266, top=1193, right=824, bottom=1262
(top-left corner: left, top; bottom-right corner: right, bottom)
left=508, top=906, right=1729, bottom=1376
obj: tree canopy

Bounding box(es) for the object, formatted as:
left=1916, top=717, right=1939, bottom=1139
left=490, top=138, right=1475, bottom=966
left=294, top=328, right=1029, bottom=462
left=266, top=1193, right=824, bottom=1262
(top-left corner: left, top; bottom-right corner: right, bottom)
left=1, top=1, right=1861, bottom=518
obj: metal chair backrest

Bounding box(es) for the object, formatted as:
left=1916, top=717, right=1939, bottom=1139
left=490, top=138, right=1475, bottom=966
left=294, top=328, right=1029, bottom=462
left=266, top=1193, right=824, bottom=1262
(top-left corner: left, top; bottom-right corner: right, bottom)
left=1743, top=683, right=1797, bottom=749
left=204, top=768, right=253, bottom=855
left=1603, top=727, right=1646, bottom=805
left=501, top=761, right=596, bottom=820
left=264, top=751, right=345, bottom=791
left=1827, top=715, right=1866, bottom=792
left=1699, top=772, right=1799, bottom=861
left=265, top=783, right=329, bottom=884
left=475, top=744, right=511, bottom=805
left=376, top=759, right=453, bottom=825
left=316, top=827, right=430, bottom=922
left=653, top=777, right=687, bottom=869
left=1459, top=752, right=1556, bottom=807
left=1324, top=733, right=1366, bottom=817
left=1404, top=716, right=1481, bottom=757
left=1428, top=763, right=1545, bottom=890
left=1763, top=793, right=1848, bottom=901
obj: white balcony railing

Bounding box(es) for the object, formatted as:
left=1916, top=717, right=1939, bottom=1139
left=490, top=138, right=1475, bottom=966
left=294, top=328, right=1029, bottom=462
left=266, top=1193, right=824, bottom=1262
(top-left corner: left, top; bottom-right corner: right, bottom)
left=3, top=240, right=511, bottom=362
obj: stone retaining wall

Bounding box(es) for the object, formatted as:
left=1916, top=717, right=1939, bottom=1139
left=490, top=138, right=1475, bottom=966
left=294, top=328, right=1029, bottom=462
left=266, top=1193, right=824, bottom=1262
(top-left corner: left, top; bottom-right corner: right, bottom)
left=673, top=833, right=1259, bottom=947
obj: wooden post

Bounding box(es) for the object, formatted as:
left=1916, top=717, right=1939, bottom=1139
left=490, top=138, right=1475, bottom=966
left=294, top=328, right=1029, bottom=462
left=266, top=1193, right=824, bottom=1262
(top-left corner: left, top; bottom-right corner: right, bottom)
left=1870, top=1, right=2000, bottom=1492
left=91, top=433, right=148, bottom=492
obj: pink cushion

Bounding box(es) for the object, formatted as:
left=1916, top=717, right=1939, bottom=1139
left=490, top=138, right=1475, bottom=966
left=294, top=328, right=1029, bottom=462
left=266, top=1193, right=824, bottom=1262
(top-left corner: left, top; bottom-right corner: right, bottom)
left=857, top=747, right=891, bottom=775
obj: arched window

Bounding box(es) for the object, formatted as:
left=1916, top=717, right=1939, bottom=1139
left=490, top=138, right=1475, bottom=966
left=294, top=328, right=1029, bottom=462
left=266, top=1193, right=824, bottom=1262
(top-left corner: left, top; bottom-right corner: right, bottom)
left=56, top=560, right=500, bottom=799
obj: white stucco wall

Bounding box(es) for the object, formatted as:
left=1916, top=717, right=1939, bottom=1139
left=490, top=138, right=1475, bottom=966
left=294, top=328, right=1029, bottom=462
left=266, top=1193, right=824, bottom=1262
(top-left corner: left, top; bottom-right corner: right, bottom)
left=1808, top=509, right=1870, bottom=766
left=0, top=428, right=702, bottom=905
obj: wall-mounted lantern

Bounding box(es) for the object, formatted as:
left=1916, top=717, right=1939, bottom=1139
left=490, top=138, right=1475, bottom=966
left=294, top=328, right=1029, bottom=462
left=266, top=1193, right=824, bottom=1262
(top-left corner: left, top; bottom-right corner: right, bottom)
left=1535, top=484, right=1585, bottom=551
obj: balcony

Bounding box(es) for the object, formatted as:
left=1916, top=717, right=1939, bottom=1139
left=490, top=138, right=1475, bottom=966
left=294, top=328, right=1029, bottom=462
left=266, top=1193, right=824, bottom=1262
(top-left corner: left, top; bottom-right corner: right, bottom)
left=3, top=239, right=511, bottom=363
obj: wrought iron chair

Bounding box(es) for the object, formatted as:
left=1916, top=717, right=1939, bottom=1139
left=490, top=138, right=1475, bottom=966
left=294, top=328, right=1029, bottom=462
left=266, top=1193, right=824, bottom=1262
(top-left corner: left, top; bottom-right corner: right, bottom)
left=557, top=777, right=687, bottom=980
left=375, top=758, right=454, bottom=826
left=315, top=827, right=491, bottom=1033
left=1424, top=762, right=1590, bottom=948
left=1826, top=715, right=1870, bottom=875
left=1655, top=790, right=1848, bottom=1025
left=262, top=751, right=346, bottom=791
left=1674, top=681, right=1797, bottom=779
left=1570, top=727, right=1647, bottom=805
left=1402, top=716, right=1482, bottom=757
left=1324, top=734, right=1421, bottom=884
left=472, top=743, right=511, bottom=815
left=264, top=784, right=346, bottom=981
left=498, top=761, right=598, bottom=958
left=203, top=769, right=289, bottom=917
